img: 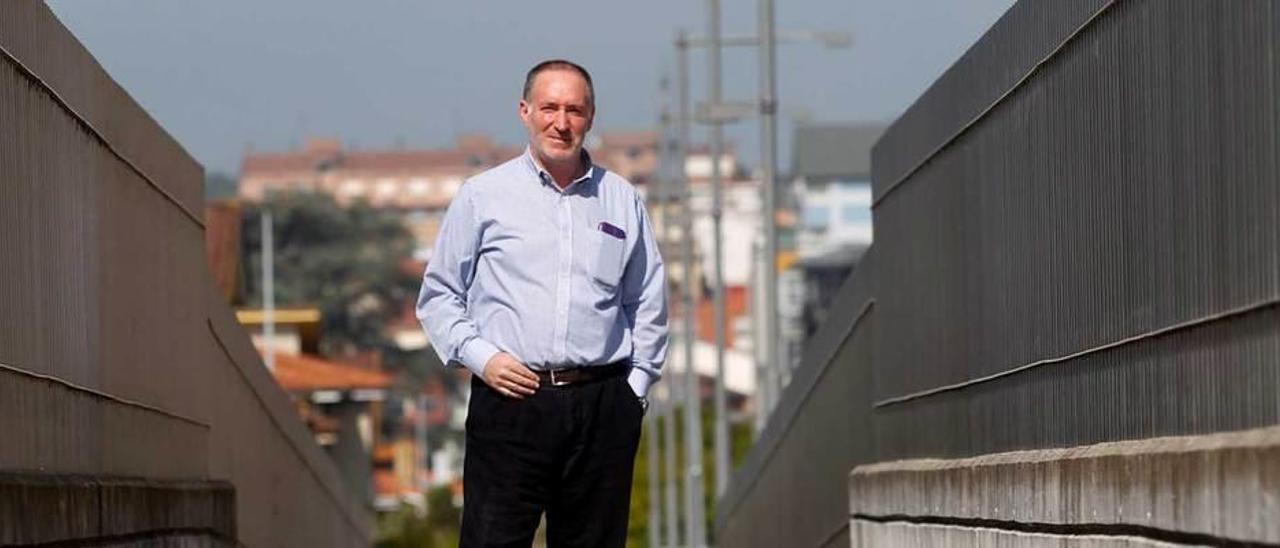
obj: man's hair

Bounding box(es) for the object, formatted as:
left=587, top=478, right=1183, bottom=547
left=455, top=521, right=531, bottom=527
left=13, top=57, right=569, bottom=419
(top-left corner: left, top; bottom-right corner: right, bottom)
left=522, top=59, right=595, bottom=108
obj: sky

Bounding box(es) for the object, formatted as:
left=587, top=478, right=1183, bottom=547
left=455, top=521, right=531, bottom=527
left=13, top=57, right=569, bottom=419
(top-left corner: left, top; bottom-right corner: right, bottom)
left=45, top=0, right=1014, bottom=177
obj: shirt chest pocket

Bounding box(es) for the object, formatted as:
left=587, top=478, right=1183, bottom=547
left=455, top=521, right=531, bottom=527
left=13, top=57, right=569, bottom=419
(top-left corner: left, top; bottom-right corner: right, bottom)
left=592, top=231, right=627, bottom=291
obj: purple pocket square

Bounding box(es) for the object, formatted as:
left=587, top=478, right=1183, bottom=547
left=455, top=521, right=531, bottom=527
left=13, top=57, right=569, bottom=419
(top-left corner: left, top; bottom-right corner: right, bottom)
left=598, top=222, right=626, bottom=240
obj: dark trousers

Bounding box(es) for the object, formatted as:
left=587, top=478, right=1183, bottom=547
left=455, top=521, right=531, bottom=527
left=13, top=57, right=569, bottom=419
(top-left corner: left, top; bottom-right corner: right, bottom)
left=460, top=373, right=645, bottom=547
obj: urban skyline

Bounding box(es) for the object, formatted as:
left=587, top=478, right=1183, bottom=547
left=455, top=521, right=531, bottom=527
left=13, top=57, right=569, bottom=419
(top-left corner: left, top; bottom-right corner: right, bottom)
left=45, top=0, right=1013, bottom=175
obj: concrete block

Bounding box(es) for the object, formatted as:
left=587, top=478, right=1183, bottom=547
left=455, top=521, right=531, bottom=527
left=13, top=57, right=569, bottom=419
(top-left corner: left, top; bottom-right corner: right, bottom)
left=850, top=425, right=1280, bottom=544
left=850, top=519, right=1193, bottom=547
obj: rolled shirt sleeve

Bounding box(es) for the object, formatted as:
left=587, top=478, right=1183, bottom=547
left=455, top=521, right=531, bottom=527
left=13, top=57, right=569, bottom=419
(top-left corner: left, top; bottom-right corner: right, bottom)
left=416, top=185, right=498, bottom=378
left=621, top=196, right=669, bottom=398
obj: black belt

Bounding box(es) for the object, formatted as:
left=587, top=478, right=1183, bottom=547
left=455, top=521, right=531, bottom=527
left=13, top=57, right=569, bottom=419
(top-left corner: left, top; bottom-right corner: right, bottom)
left=535, top=362, right=628, bottom=387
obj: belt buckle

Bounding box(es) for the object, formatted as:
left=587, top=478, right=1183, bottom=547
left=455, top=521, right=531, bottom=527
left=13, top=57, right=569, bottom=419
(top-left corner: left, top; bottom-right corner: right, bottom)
left=549, top=369, right=570, bottom=386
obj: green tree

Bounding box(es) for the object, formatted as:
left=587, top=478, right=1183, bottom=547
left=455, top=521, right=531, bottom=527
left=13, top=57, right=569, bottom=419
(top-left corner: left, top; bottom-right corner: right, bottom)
left=241, top=192, right=420, bottom=355
left=629, top=405, right=755, bottom=547
left=374, top=487, right=461, bottom=548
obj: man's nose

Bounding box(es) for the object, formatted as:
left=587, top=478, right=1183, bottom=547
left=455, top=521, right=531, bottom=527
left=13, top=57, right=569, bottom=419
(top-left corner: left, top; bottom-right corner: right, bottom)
left=553, top=111, right=570, bottom=131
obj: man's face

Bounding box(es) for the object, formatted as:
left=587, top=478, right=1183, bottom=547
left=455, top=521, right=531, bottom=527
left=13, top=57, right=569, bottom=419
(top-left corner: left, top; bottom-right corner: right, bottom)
left=519, top=69, right=594, bottom=167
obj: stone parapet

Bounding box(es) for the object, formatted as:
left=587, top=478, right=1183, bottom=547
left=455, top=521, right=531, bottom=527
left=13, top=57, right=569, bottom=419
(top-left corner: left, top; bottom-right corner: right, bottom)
left=0, top=472, right=235, bottom=546
left=850, top=426, right=1280, bottom=545
left=851, top=520, right=1187, bottom=548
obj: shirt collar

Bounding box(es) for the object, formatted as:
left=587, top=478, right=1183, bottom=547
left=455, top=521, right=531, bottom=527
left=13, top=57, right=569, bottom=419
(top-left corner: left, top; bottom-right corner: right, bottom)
left=522, top=146, right=596, bottom=193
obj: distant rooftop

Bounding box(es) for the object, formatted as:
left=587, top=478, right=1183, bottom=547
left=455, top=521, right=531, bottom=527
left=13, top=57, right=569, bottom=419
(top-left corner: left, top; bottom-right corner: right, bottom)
left=240, top=136, right=520, bottom=177
left=790, top=123, right=888, bottom=181
left=272, top=352, right=393, bottom=393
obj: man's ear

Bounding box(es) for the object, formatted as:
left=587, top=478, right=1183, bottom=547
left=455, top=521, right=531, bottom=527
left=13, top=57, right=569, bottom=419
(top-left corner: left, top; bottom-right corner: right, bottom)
left=518, top=99, right=530, bottom=123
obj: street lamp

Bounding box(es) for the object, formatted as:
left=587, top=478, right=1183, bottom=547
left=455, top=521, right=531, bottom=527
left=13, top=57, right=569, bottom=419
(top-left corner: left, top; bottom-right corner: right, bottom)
left=683, top=29, right=852, bottom=49
left=678, top=21, right=852, bottom=498
left=670, top=13, right=851, bottom=545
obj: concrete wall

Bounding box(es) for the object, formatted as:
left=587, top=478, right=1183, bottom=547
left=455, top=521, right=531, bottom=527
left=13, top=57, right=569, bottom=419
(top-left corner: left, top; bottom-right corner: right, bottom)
left=715, top=252, right=876, bottom=548
left=0, top=2, right=369, bottom=545
left=850, top=426, right=1280, bottom=545
left=718, top=0, right=1280, bottom=546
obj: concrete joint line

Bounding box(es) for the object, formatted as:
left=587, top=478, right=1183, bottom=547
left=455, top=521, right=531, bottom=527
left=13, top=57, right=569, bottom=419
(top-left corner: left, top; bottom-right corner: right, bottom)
left=8, top=527, right=236, bottom=548
left=716, top=298, right=874, bottom=524
left=874, top=293, right=1280, bottom=408
left=0, top=360, right=209, bottom=429
left=850, top=425, right=1280, bottom=545
left=849, top=515, right=1258, bottom=547
left=205, top=319, right=367, bottom=536
left=0, top=41, right=204, bottom=228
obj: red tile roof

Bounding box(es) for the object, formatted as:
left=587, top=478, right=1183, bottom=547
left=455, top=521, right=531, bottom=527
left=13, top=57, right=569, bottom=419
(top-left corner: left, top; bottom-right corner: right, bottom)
left=340, top=150, right=473, bottom=172
left=240, top=139, right=526, bottom=178
left=241, top=151, right=333, bottom=174
left=374, top=469, right=403, bottom=497
left=272, top=352, right=393, bottom=392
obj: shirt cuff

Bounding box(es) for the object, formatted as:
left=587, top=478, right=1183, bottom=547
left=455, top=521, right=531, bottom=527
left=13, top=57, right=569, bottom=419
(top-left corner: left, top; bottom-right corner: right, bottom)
left=626, top=366, right=655, bottom=398
left=460, top=338, right=500, bottom=378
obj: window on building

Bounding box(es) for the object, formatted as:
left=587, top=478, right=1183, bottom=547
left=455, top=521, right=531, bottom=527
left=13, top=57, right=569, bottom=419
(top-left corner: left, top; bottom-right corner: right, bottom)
left=804, top=206, right=830, bottom=231
left=841, top=205, right=871, bottom=223
left=340, top=179, right=366, bottom=197
left=377, top=178, right=398, bottom=197
left=442, top=177, right=463, bottom=196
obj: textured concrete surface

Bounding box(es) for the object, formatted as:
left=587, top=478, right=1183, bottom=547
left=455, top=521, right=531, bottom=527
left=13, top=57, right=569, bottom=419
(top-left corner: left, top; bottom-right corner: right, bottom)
left=713, top=256, right=877, bottom=548
left=0, top=2, right=370, bottom=545
left=205, top=291, right=373, bottom=547
left=0, top=472, right=234, bottom=546
left=850, top=520, right=1195, bottom=547
left=851, top=425, right=1280, bottom=545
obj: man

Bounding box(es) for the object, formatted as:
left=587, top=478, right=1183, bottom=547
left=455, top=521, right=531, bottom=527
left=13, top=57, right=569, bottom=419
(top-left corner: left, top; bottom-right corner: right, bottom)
left=416, top=59, right=668, bottom=547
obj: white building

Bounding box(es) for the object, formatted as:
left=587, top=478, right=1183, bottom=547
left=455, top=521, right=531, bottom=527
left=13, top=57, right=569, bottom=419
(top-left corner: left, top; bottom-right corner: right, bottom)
left=779, top=123, right=886, bottom=372
left=790, top=124, right=884, bottom=260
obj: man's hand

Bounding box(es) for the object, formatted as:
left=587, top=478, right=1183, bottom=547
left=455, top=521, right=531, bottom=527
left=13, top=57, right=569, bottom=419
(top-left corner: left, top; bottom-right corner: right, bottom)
left=481, top=352, right=540, bottom=399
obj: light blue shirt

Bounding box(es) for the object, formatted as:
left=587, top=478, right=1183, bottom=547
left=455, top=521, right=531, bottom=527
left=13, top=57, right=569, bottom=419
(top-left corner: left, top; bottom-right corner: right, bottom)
left=416, top=149, right=668, bottom=397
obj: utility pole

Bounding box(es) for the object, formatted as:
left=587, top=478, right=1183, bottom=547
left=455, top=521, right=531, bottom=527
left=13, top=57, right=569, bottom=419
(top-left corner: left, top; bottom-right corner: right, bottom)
left=758, top=0, right=781, bottom=425
left=647, top=368, right=660, bottom=546
left=750, top=238, right=771, bottom=433
left=677, top=27, right=850, bottom=427
left=707, top=0, right=731, bottom=503
left=261, top=209, right=276, bottom=372
left=676, top=28, right=707, bottom=548
left=416, top=393, right=430, bottom=516
left=647, top=74, right=673, bottom=548
left=661, top=74, right=682, bottom=548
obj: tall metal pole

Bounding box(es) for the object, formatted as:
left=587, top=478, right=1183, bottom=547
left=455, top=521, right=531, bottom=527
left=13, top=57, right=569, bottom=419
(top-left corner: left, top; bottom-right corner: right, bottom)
left=647, top=388, right=660, bottom=548
left=707, top=0, right=731, bottom=503
left=758, top=0, right=782, bottom=424
left=416, top=393, right=430, bottom=516
left=661, top=373, right=680, bottom=547
left=261, top=209, right=276, bottom=372
left=647, top=75, right=672, bottom=548
left=678, top=29, right=707, bottom=548
left=661, top=72, right=682, bottom=548
left=750, top=237, right=769, bottom=433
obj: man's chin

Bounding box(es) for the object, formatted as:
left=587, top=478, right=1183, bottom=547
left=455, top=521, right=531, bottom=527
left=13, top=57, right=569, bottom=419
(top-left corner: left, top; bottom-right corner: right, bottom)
left=538, top=145, right=579, bottom=162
